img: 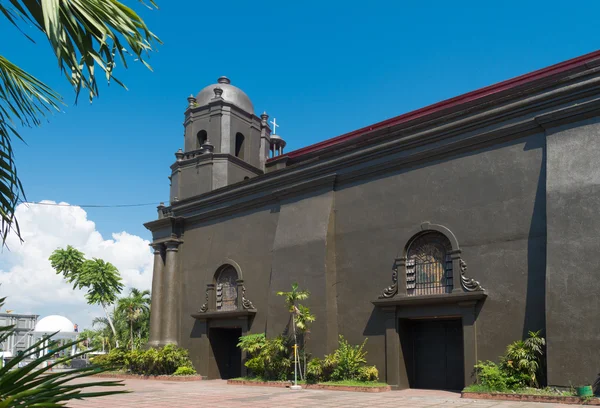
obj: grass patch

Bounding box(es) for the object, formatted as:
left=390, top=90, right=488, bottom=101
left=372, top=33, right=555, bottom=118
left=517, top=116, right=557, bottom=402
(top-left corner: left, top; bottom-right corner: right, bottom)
left=464, top=384, right=576, bottom=397
left=230, top=377, right=387, bottom=387
left=318, top=380, right=388, bottom=387
left=230, top=377, right=288, bottom=382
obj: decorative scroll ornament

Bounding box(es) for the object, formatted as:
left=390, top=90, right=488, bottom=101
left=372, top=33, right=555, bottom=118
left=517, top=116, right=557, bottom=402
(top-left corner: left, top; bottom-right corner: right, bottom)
left=460, top=259, right=484, bottom=292
left=379, top=267, right=399, bottom=299
left=242, top=286, right=255, bottom=310
left=198, top=288, right=209, bottom=313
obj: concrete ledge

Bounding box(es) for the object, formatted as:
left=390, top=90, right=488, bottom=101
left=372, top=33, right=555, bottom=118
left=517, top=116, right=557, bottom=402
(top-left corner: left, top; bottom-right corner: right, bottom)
left=93, top=373, right=202, bottom=382
left=227, top=379, right=391, bottom=392
left=462, top=391, right=600, bottom=405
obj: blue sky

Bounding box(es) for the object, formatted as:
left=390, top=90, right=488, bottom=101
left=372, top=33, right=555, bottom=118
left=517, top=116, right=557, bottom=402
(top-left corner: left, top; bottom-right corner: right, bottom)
left=2, top=0, right=600, bottom=240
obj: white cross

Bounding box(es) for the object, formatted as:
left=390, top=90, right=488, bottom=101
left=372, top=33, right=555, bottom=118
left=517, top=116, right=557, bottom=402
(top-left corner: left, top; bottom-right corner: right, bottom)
left=270, top=118, right=279, bottom=135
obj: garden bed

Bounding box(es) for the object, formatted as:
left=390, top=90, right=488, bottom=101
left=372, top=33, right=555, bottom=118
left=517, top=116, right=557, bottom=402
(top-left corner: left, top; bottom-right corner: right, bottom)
left=462, top=391, right=600, bottom=405
left=93, top=372, right=202, bottom=382
left=227, top=378, right=390, bottom=392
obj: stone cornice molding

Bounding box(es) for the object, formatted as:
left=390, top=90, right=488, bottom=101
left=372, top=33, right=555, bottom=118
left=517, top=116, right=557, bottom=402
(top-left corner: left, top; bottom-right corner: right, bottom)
left=170, top=152, right=263, bottom=175
left=150, top=76, right=600, bottom=228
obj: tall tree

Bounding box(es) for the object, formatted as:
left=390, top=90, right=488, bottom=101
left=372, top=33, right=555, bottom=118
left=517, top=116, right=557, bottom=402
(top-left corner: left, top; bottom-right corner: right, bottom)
left=50, top=248, right=124, bottom=346
left=0, top=0, right=160, bottom=246
left=296, top=304, right=315, bottom=378
left=276, top=283, right=310, bottom=380
left=116, top=288, right=150, bottom=350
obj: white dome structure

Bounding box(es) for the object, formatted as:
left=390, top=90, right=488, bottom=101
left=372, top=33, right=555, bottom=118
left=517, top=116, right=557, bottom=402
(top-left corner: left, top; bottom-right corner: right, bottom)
left=34, top=315, right=76, bottom=339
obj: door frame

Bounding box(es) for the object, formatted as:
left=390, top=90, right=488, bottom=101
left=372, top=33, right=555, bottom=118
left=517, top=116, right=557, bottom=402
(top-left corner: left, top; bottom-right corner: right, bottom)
left=407, top=317, right=464, bottom=390
left=374, top=291, right=485, bottom=390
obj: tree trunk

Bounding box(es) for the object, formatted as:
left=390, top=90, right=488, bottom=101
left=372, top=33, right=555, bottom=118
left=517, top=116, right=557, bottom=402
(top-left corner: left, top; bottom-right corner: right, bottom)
left=292, top=313, right=303, bottom=380
left=101, top=303, right=119, bottom=348
left=130, top=319, right=134, bottom=351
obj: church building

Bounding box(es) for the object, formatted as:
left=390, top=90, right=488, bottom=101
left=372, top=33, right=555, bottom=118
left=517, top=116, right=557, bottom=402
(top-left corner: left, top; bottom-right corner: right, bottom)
left=145, top=50, right=600, bottom=390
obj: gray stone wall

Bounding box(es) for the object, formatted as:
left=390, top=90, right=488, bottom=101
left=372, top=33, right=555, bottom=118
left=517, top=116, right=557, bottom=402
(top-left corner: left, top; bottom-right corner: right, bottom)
left=334, top=133, right=546, bottom=373
left=545, top=117, right=600, bottom=387
left=174, top=132, right=548, bottom=380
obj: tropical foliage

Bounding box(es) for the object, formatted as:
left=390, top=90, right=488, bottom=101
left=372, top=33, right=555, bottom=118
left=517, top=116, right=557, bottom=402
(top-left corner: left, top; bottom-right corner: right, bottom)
left=306, top=336, right=378, bottom=383
left=237, top=333, right=292, bottom=381
left=92, top=344, right=195, bottom=376
left=473, top=330, right=546, bottom=391
left=276, top=283, right=314, bottom=380
left=0, top=0, right=159, bottom=247
left=0, top=296, right=125, bottom=406
left=116, top=288, right=151, bottom=351
left=50, top=246, right=124, bottom=346
left=79, top=288, right=151, bottom=352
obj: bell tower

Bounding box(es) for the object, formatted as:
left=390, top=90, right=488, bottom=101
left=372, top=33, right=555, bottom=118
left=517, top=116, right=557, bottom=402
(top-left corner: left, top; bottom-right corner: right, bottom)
left=169, top=77, right=272, bottom=202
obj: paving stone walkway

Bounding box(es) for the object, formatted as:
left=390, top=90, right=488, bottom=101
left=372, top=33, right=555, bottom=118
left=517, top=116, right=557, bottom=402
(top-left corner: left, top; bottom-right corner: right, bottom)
left=67, top=378, right=586, bottom=408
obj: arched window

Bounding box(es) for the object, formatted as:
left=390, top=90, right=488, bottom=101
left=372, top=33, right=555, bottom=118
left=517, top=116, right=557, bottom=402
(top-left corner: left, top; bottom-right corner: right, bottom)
left=235, top=133, right=245, bottom=159
left=197, top=130, right=207, bottom=149
left=215, top=265, right=238, bottom=311
left=406, top=232, right=453, bottom=295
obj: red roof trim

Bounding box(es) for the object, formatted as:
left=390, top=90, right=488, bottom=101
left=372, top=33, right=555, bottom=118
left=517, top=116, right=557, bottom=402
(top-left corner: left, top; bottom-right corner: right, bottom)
left=273, top=49, right=600, bottom=162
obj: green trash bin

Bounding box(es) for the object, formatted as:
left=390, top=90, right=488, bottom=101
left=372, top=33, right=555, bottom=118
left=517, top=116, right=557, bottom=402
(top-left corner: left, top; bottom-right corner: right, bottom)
left=576, top=385, right=593, bottom=397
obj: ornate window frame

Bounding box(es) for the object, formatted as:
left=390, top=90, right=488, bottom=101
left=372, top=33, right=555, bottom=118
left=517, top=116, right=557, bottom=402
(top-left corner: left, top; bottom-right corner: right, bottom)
left=379, top=222, right=484, bottom=299
left=193, top=259, right=256, bottom=319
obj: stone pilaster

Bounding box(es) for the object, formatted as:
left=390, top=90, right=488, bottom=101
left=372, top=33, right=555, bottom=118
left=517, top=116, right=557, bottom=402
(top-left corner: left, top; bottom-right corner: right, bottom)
left=259, top=112, right=271, bottom=169
left=450, top=249, right=463, bottom=293
left=162, top=241, right=181, bottom=345
left=148, top=243, right=164, bottom=347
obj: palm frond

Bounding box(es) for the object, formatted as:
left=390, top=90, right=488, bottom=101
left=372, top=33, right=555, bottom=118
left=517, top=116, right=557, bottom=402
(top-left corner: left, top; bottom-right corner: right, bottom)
left=0, top=55, right=62, bottom=247
left=0, top=0, right=160, bottom=248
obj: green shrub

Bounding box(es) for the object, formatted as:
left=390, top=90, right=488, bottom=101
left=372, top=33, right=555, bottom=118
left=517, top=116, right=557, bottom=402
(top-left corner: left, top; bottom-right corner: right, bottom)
left=357, top=365, right=379, bottom=382
left=474, top=361, right=509, bottom=392
left=306, top=357, right=324, bottom=384
left=237, top=333, right=292, bottom=381
left=500, top=331, right=545, bottom=387
left=472, top=331, right=546, bottom=391
left=306, top=336, right=376, bottom=383
left=125, top=344, right=193, bottom=376
left=91, top=347, right=128, bottom=370
left=173, top=366, right=197, bottom=376
left=329, top=336, right=368, bottom=381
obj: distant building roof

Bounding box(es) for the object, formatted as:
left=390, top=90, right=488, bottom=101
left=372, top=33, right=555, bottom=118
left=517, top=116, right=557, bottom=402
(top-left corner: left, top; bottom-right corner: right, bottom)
left=34, top=315, right=75, bottom=336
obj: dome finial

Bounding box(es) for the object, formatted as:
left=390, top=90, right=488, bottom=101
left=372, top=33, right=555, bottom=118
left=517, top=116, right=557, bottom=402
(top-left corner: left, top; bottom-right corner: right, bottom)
left=217, top=76, right=231, bottom=85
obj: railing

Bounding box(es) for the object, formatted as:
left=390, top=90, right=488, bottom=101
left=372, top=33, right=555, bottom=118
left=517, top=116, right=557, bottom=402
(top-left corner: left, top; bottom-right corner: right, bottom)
left=406, top=256, right=453, bottom=296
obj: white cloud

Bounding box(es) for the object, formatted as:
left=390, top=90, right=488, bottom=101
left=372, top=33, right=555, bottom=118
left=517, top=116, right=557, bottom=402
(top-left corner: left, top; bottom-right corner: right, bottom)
left=0, top=201, right=153, bottom=329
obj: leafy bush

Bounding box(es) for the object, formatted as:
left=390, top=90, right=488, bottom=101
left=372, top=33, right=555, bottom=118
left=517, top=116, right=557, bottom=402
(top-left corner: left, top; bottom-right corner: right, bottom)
left=91, top=347, right=128, bottom=370
left=125, top=344, right=194, bottom=376
left=237, top=333, right=292, bottom=381
left=173, top=366, right=197, bottom=376
left=473, top=331, right=546, bottom=391
left=500, top=331, right=545, bottom=387
left=328, top=336, right=368, bottom=381
left=358, top=365, right=379, bottom=382
left=474, top=361, right=509, bottom=392
left=306, top=336, right=378, bottom=383
left=306, top=357, right=325, bottom=383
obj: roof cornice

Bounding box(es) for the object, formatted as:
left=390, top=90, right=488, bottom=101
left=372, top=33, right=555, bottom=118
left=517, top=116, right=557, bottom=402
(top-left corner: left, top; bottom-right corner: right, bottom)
left=276, top=49, right=600, bottom=163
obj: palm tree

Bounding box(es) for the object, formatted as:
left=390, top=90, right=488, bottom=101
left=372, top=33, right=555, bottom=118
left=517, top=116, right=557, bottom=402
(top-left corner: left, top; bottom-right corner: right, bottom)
left=92, top=317, right=116, bottom=351
left=296, top=304, right=315, bottom=379
left=0, top=1, right=160, bottom=247
left=117, top=288, right=150, bottom=350
left=276, top=283, right=310, bottom=380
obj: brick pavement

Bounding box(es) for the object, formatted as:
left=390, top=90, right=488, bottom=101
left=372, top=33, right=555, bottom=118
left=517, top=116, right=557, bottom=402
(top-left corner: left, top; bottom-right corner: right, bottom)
left=66, top=378, right=587, bottom=408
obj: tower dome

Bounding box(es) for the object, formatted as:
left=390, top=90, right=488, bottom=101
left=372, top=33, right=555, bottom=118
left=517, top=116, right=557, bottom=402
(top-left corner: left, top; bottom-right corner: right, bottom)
left=195, top=76, right=254, bottom=113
